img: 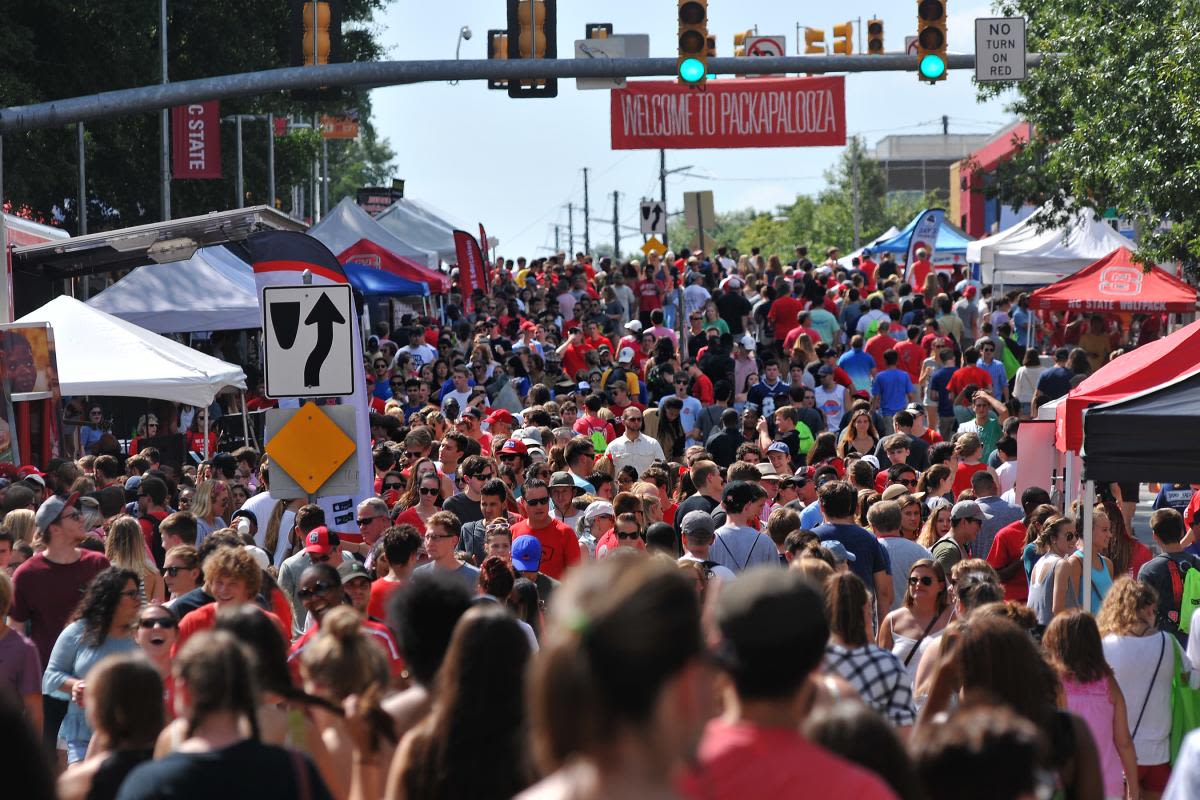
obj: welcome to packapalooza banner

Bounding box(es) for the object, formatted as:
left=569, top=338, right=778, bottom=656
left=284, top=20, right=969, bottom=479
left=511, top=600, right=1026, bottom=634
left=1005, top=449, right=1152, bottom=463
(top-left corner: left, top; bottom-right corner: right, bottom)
left=610, top=76, right=846, bottom=150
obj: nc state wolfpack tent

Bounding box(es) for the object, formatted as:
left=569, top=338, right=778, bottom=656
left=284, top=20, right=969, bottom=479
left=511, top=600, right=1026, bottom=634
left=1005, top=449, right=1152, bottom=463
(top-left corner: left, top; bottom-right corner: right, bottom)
left=1083, top=370, right=1200, bottom=483
left=16, top=295, right=246, bottom=407
left=1029, top=247, right=1196, bottom=315
left=1055, top=316, right=1200, bottom=452
left=86, top=245, right=260, bottom=333
left=967, top=206, right=1134, bottom=286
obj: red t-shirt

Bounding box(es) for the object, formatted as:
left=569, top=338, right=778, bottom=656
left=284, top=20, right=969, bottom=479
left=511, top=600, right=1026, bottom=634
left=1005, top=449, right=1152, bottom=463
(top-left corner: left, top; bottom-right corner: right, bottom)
left=859, top=258, right=878, bottom=290
left=908, top=258, right=933, bottom=289
left=894, top=341, right=926, bottom=383
left=691, top=372, right=715, bottom=405
left=947, top=365, right=993, bottom=396
left=953, top=462, right=989, bottom=498
left=986, top=519, right=1029, bottom=602
left=680, top=719, right=899, bottom=800
left=9, top=550, right=110, bottom=667
left=393, top=506, right=428, bottom=535
left=510, top=518, right=581, bottom=580
left=783, top=325, right=821, bottom=353
left=367, top=578, right=404, bottom=620
left=864, top=333, right=898, bottom=371
left=175, top=603, right=287, bottom=656
left=561, top=342, right=591, bottom=381
left=767, top=297, right=806, bottom=341
left=637, top=278, right=663, bottom=312
left=288, top=618, right=403, bottom=682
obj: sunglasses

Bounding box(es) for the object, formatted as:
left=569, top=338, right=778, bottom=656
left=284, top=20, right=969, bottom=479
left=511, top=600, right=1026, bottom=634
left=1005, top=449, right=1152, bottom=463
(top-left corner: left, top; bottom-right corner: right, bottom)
left=526, top=496, right=550, bottom=506
left=419, top=487, right=440, bottom=496
left=120, top=589, right=141, bottom=600
left=383, top=482, right=404, bottom=491
left=474, top=472, right=494, bottom=481
left=908, top=575, right=935, bottom=587
left=898, top=479, right=918, bottom=487
left=405, top=451, right=423, bottom=459
left=357, top=516, right=381, bottom=526
left=139, top=617, right=177, bottom=629
left=164, top=565, right=195, bottom=576
left=297, top=581, right=338, bottom=600
left=424, top=533, right=456, bottom=541
left=616, top=531, right=641, bottom=540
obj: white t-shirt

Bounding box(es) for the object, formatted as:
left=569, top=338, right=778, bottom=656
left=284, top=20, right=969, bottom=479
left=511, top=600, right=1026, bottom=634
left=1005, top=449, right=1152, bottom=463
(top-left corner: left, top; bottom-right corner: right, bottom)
left=680, top=552, right=737, bottom=582
left=397, top=343, right=437, bottom=371
left=995, top=461, right=1017, bottom=496
left=243, top=490, right=297, bottom=566
left=1103, top=631, right=1189, bottom=765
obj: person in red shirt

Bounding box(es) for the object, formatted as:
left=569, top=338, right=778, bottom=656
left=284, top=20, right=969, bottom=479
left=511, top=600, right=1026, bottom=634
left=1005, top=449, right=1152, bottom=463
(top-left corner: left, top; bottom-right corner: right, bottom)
left=572, top=393, right=616, bottom=448
left=509, top=479, right=581, bottom=580
left=894, top=325, right=926, bottom=384
left=907, top=247, right=934, bottom=289
left=767, top=289, right=807, bottom=351
left=583, top=320, right=613, bottom=353
left=680, top=569, right=898, bottom=800
left=367, top=525, right=423, bottom=620
left=174, top=546, right=286, bottom=655
left=683, top=360, right=715, bottom=405
left=858, top=250, right=879, bottom=290
left=783, top=310, right=821, bottom=353
left=814, top=344, right=854, bottom=388
left=864, top=321, right=899, bottom=371
left=986, top=489, right=1053, bottom=602
left=558, top=326, right=592, bottom=382
left=945, top=347, right=994, bottom=397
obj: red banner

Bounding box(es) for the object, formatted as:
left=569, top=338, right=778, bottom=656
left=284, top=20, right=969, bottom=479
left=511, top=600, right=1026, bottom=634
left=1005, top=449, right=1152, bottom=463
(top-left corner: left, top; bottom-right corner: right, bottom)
left=171, top=102, right=222, bottom=179
left=611, top=76, right=846, bottom=150
left=453, top=230, right=487, bottom=313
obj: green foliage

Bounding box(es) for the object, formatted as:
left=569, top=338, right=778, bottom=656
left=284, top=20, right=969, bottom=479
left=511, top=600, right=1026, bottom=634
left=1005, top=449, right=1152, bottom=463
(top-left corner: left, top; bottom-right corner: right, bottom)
left=0, top=0, right=395, bottom=229
left=978, top=0, right=1200, bottom=264
left=327, top=121, right=398, bottom=206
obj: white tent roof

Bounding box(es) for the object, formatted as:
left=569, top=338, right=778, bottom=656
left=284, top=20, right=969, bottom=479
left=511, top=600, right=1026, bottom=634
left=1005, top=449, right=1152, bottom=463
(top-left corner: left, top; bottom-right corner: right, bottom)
left=967, top=206, right=1134, bottom=285
left=86, top=246, right=259, bottom=333
left=308, top=198, right=438, bottom=268
left=16, top=296, right=246, bottom=407
left=374, top=198, right=464, bottom=263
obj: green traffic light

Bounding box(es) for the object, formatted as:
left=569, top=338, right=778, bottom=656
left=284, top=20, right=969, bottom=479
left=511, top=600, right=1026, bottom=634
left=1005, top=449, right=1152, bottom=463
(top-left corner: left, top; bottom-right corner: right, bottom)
left=919, top=53, right=946, bottom=80
left=679, top=58, right=705, bottom=83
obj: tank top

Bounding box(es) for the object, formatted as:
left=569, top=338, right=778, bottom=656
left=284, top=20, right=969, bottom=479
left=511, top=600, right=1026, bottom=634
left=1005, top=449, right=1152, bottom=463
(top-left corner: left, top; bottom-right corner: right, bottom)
left=1061, top=677, right=1125, bottom=798
left=1028, top=552, right=1077, bottom=626
left=1077, top=555, right=1114, bottom=614
left=86, top=748, right=154, bottom=800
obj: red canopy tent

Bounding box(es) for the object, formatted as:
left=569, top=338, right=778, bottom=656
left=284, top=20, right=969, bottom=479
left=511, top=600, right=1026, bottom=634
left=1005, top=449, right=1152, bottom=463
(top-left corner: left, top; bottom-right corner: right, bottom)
left=1056, top=317, right=1200, bottom=451
left=1030, top=246, right=1196, bottom=314
left=337, top=238, right=452, bottom=294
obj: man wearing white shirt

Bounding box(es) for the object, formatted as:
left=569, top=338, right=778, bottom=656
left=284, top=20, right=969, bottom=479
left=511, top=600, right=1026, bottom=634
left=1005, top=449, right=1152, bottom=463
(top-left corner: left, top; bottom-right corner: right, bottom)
left=605, top=407, right=665, bottom=477
left=679, top=511, right=736, bottom=583
left=396, top=329, right=437, bottom=371
left=683, top=273, right=711, bottom=316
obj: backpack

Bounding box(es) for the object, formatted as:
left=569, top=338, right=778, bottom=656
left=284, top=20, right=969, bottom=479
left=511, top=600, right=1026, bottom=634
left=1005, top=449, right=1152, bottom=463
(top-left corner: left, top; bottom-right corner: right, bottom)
left=1166, top=555, right=1200, bottom=634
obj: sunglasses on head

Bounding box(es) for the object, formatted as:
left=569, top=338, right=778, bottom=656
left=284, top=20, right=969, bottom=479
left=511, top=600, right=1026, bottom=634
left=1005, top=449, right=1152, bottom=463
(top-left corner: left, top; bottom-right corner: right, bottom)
left=908, top=575, right=935, bottom=587
left=297, top=581, right=338, bottom=600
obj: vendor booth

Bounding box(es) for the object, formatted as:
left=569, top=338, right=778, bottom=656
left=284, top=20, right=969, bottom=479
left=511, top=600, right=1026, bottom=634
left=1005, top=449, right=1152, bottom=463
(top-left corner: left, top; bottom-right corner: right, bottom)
left=308, top=197, right=444, bottom=279
left=870, top=213, right=975, bottom=261
left=1028, top=247, right=1195, bottom=318
left=968, top=205, right=1134, bottom=286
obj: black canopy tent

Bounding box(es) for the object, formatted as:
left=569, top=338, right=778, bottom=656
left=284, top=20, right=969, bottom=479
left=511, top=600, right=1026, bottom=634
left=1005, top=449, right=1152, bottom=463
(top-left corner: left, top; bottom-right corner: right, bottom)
left=1082, top=369, right=1200, bottom=483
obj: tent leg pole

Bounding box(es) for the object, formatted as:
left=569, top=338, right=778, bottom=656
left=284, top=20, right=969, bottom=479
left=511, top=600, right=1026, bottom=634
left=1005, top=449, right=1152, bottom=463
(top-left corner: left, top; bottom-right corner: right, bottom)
left=1027, top=310, right=1035, bottom=352
left=1082, top=480, right=1095, bottom=612
left=203, top=411, right=210, bottom=461
left=240, top=392, right=251, bottom=448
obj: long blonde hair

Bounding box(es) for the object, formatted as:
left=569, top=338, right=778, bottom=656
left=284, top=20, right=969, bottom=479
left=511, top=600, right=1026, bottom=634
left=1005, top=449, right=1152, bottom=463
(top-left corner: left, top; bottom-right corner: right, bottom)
left=105, top=515, right=154, bottom=581
left=1, top=509, right=35, bottom=545
left=190, top=480, right=224, bottom=524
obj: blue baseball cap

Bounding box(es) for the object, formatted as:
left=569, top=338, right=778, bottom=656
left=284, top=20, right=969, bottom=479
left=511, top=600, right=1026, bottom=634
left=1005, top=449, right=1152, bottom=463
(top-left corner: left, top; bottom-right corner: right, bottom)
left=512, top=535, right=542, bottom=572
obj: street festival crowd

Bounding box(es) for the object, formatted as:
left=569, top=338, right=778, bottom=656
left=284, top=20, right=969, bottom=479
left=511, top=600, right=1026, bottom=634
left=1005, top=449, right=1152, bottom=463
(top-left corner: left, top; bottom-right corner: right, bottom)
left=10, top=242, right=1200, bottom=800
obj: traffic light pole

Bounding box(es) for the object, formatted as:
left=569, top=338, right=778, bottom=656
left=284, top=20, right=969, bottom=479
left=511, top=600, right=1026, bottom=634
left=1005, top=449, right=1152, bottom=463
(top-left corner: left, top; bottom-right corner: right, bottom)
left=0, top=54, right=1052, bottom=133
left=582, top=167, right=590, bottom=256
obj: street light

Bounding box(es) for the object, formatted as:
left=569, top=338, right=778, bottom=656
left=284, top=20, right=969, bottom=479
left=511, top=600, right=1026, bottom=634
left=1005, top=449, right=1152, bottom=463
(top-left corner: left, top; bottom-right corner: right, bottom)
left=449, top=25, right=473, bottom=84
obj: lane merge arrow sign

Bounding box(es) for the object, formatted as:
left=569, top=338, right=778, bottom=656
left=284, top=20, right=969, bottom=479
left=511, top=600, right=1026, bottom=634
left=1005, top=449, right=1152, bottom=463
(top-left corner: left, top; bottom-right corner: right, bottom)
left=263, top=284, right=355, bottom=398
left=640, top=200, right=666, bottom=235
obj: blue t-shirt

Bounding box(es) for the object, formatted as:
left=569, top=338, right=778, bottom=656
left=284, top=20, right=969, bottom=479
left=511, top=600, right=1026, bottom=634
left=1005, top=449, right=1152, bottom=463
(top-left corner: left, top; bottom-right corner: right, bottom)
left=871, top=368, right=916, bottom=416
left=814, top=522, right=891, bottom=588
left=838, top=348, right=876, bottom=392
left=976, top=359, right=1009, bottom=397
left=930, top=365, right=957, bottom=418
left=1036, top=366, right=1074, bottom=402
left=1154, top=483, right=1195, bottom=514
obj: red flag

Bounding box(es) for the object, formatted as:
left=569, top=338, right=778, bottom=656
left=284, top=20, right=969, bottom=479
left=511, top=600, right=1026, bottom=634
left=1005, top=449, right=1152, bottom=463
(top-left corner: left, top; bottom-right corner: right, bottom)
left=454, top=230, right=487, bottom=314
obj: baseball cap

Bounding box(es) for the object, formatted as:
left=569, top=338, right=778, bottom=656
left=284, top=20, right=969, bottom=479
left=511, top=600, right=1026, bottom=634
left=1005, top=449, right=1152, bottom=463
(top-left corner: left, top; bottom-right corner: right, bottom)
left=500, top=438, right=528, bottom=456
left=822, top=540, right=857, bottom=563
left=766, top=441, right=790, bottom=456
left=624, top=320, right=643, bottom=333
left=583, top=500, right=615, bottom=522
left=578, top=381, right=591, bottom=392
left=618, top=346, right=636, bottom=363
left=739, top=334, right=756, bottom=351
left=680, top=510, right=716, bottom=541
left=880, top=484, right=910, bottom=501
left=35, top=492, right=80, bottom=534
left=462, top=406, right=484, bottom=420
left=719, top=275, right=744, bottom=290
left=964, top=285, right=978, bottom=298
left=243, top=545, right=270, bottom=570
left=17, top=465, right=46, bottom=480
left=304, top=526, right=340, bottom=556
left=486, top=409, right=514, bottom=427
left=338, top=560, right=372, bottom=584
left=511, top=534, right=542, bottom=572
left=951, top=500, right=993, bottom=523
left=549, top=471, right=575, bottom=488
left=817, top=364, right=834, bottom=376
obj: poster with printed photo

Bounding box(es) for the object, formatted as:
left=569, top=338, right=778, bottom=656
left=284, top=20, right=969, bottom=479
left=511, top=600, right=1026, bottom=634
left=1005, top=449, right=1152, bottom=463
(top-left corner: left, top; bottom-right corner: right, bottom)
left=0, top=322, right=65, bottom=461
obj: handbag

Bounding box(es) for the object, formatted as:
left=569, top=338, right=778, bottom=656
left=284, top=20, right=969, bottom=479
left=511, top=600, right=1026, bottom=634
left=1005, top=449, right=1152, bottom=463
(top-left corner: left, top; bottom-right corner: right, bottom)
left=1170, top=638, right=1200, bottom=763
left=904, top=611, right=943, bottom=668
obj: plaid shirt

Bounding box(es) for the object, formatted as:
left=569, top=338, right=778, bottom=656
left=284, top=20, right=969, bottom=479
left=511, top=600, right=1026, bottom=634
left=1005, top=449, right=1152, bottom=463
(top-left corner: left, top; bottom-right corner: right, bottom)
left=824, top=643, right=917, bottom=727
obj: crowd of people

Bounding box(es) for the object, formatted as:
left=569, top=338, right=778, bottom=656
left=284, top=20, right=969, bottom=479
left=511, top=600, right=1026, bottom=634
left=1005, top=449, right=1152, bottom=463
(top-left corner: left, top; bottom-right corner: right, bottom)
left=4, top=242, right=1200, bottom=800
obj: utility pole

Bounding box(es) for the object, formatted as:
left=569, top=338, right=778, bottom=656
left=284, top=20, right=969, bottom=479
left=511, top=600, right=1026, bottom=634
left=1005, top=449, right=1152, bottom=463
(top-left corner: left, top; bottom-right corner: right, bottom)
left=851, top=141, right=861, bottom=250
left=566, top=203, right=574, bottom=254
left=311, top=114, right=321, bottom=221
left=267, top=113, right=275, bottom=209
left=159, top=0, right=170, bottom=220
left=659, top=148, right=668, bottom=249
left=76, top=123, right=86, bottom=235
left=235, top=115, right=244, bottom=207
left=321, top=134, right=329, bottom=214
left=582, top=167, right=590, bottom=255
left=553, top=223, right=560, bottom=252
left=612, top=190, right=620, bottom=259
left=942, top=114, right=949, bottom=135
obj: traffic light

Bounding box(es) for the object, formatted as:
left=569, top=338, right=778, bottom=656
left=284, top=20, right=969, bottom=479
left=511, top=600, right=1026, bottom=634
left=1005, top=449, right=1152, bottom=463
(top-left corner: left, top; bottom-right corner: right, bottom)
left=867, top=19, right=884, bottom=54
left=585, top=23, right=612, bottom=39
left=290, top=1, right=343, bottom=67
left=506, top=0, right=557, bottom=98
left=917, top=0, right=948, bottom=82
left=832, top=22, right=853, bottom=55
left=733, top=29, right=753, bottom=57
left=677, top=0, right=708, bottom=86
left=487, top=29, right=509, bottom=90
left=804, top=28, right=826, bottom=54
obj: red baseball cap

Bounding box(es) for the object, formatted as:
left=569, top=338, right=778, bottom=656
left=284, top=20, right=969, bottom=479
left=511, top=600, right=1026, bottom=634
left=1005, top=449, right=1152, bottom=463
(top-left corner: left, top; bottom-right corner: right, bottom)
left=964, top=285, right=978, bottom=298
left=18, top=465, right=46, bottom=479
left=500, top=438, right=528, bottom=456
left=304, top=526, right=340, bottom=556
left=486, top=409, right=515, bottom=427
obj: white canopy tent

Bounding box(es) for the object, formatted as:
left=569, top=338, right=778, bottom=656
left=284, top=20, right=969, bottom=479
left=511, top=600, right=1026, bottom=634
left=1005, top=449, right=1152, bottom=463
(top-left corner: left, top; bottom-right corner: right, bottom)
left=16, top=296, right=246, bottom=408
left=86, top=245, right=260, bottom=333
left=967, top=206, right=1134, bottom=285
left=309, top=198, right=439, bottom=269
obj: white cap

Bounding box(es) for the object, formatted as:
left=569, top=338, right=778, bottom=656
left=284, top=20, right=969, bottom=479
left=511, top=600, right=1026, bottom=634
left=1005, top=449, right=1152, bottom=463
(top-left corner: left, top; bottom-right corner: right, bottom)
left=618, top=346, right=636, bottom=363
left=719, top=275, right=744, bottom=290
left=243, top=545, right=270, bottom=570
left=739, top=334, right=756, bottom=351
left=624, top=319, right=643, bottom=333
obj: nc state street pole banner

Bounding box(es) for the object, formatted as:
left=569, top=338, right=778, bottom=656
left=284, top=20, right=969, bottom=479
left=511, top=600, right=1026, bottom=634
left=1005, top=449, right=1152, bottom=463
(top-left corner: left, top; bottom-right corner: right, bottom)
left=611, top=76, right=846, bottom=150
left=171, top=101, right=222, bottom=179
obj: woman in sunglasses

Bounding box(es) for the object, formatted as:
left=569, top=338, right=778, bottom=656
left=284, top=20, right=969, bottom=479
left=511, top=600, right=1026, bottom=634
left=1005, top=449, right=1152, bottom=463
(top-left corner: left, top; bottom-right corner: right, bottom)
left=393, top=473, right=443, bottom=536
left=135, top=604, right=178, bottom=688
left=877, top=558, right=952, bottom=683
left=1026, top=515, right=1081, bottom=631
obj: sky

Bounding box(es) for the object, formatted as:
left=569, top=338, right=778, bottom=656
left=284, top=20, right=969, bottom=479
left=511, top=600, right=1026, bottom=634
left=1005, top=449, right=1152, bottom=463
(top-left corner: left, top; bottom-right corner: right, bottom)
left=370, top=0, right=1016, bottom=259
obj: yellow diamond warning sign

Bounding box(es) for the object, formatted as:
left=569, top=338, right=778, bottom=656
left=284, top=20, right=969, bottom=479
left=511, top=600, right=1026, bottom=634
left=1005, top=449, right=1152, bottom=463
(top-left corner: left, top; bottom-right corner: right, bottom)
left=266, top=404, right=356, bottom=495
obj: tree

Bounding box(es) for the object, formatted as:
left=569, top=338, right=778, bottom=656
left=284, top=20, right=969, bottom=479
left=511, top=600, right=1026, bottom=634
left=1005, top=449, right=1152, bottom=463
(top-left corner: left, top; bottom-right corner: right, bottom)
left=0, top=0, right=395, bottom=230
left=977, top=0, right=1200, bottom=265
left=327, top=121, right=398, bottom=206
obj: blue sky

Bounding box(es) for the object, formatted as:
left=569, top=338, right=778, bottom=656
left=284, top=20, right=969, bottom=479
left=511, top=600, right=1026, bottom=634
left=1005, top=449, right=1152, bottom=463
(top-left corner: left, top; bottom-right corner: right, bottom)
left=370, top=0, right=1015, bottom=258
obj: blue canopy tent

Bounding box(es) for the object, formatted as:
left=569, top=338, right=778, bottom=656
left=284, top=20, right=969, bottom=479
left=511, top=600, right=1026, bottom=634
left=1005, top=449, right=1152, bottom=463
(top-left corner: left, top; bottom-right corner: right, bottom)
left=343, top=261, right=431, bottom=297
left=870, top=212, right=975, bottom=261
